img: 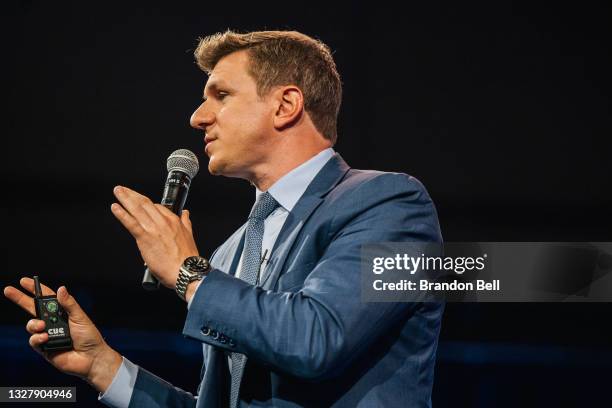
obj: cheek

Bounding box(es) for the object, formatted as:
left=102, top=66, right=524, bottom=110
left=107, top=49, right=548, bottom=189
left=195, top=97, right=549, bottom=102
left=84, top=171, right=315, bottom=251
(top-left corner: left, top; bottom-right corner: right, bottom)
left=239, top=114, right=268, bottom=138
left=218, top=106, right=248, bottom=133
left=218, top=102, right=272, bottom=144
left=245, top=105, right=273, bottom=135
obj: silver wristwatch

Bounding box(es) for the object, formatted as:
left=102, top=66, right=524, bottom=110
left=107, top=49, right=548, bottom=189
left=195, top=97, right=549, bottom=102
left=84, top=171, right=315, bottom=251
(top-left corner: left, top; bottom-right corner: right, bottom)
left=175, top=256, right=211, bottom=301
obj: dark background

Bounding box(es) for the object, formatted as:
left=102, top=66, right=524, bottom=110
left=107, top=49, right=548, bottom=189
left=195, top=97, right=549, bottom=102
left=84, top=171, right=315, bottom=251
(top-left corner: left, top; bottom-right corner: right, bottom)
left=1, top=1, right=611, bottom=406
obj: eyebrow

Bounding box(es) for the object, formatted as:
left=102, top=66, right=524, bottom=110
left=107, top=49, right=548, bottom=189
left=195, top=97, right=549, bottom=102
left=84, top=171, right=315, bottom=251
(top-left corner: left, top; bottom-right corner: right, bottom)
left=203, top=81, right=229, bottom=98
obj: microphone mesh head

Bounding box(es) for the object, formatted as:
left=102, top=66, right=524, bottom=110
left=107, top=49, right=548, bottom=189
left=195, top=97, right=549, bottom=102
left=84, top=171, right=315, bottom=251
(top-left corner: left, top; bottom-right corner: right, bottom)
left=167, top=149, right=199, bottom=179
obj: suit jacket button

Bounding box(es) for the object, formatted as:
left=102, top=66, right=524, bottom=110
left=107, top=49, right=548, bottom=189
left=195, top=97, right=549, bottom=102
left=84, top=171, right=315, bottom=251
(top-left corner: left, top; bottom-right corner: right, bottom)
left=201, top=326, right=210, bottom=336
left=219, top=334, right=227, bottom=344
left=228, top=339, right=236, bottom=347
left=211, top=330, right=218, bottom=340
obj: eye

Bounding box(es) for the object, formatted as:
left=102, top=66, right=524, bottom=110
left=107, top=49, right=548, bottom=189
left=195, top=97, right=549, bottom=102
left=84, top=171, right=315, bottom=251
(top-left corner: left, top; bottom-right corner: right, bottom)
left=217, top=91, right=229, bottom=100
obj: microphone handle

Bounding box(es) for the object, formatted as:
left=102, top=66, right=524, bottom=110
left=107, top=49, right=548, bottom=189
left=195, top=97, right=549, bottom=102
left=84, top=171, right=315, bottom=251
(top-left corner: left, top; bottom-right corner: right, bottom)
left=142, top=266, right=160, bottom=291
left=142, top=171, right=192, bottom=291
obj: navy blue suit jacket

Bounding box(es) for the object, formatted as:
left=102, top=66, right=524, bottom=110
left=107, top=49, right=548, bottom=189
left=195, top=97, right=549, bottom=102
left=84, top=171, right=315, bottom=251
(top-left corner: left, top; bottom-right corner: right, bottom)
left=129, top=154, right=444, bottom=407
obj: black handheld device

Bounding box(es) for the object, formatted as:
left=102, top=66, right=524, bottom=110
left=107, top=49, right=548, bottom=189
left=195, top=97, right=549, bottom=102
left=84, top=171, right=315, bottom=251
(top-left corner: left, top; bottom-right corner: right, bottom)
left=33, top=276, right=73, bottom=351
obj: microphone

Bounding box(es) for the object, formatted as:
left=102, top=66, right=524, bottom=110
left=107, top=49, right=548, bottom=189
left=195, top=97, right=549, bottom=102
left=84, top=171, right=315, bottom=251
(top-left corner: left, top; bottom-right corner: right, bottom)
left=142, top=149, right=200, bottom=290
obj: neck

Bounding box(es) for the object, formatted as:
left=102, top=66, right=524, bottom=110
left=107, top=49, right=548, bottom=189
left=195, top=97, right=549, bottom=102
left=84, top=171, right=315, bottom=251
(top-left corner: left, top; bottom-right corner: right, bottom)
left=249, top=141, right=331, bottom=191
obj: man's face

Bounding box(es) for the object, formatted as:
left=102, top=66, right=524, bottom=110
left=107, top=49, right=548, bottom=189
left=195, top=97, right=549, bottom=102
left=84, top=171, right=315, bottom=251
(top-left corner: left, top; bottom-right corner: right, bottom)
left=190, top=50, right=276, bottom=179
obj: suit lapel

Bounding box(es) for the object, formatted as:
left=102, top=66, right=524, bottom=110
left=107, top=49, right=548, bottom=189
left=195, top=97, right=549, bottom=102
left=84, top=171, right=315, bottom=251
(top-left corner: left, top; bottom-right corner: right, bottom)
left=260, top=194, right=322, bottom=289
left=260, top=154, right=351, bottom=289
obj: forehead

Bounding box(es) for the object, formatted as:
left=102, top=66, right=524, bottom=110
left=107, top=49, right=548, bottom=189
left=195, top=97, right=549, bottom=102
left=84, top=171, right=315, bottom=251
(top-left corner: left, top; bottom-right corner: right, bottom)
left=204, top=50, right=253, bottom=91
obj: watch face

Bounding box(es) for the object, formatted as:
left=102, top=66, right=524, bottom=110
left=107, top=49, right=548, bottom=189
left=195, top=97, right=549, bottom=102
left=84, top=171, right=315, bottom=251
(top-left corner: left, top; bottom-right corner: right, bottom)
left=184, top=256, right=210, bottom=273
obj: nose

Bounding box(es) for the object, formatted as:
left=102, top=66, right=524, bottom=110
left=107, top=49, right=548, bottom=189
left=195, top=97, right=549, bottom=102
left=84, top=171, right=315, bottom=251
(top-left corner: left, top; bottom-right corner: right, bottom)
left=190, top=101, right=214, bottom=130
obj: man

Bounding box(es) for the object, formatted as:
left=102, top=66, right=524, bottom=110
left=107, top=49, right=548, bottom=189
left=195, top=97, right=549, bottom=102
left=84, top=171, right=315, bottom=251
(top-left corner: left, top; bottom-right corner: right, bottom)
left=4, top=30, right=443, bottom=407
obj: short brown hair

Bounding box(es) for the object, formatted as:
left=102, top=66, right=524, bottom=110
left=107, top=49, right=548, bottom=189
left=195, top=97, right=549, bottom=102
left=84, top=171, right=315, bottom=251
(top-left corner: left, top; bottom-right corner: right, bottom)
left=194, top=30, right=342, bottom=144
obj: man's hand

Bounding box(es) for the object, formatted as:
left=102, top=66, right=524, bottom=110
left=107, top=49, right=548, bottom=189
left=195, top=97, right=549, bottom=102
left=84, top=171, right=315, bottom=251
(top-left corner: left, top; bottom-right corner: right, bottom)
left=111, top=185, right=199, bottom=289
left=3, top=278, right=122, bottom=393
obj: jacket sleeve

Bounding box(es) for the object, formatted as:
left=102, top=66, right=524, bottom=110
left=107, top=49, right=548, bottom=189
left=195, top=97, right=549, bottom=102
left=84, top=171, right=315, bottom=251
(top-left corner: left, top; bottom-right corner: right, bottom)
left=182, top=173, right=442, bottom=380
left=128, top=366, right=197, bottom=408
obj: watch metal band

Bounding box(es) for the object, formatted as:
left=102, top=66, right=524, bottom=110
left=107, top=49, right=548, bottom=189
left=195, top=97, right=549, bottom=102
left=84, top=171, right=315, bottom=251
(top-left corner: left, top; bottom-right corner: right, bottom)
left=175, top=266, right=204, bottom=301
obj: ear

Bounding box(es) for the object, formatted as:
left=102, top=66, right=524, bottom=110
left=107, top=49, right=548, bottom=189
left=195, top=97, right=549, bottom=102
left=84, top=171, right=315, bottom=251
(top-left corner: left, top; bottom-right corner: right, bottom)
left=272, top=86, right=304, bottom=130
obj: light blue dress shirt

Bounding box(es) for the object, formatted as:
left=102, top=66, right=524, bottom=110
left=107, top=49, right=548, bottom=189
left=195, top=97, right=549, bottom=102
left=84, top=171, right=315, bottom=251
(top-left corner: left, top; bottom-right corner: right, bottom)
left=100, top=148, right=335, bottom=407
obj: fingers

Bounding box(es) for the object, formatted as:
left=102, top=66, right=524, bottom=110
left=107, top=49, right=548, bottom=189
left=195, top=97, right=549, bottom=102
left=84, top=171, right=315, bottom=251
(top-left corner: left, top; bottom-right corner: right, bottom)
left=111, top=203, right=146, bottom=238
left=29, top=332, right=49, bottom=349
left=26, top=319, right=45, bottom=334
left=112, top=186, right=159, bottom=238
left=181, top=209, right=193, bottom=233
left=145, top=204, right=173, bottom=226
left=155, top=203, right=177, bottom=220
left=20, top=277, right=56, bottom=296
left=27, top=319, right=49, bottom=356
left=4, top=285, right=36, bottom=316
left=57, top=286, right=90, bottom=324
left=112, top=186, right=188, bottom=238
left=113, top=186, right=154, bottom=219
left=4, top=278, right=55, bottom=316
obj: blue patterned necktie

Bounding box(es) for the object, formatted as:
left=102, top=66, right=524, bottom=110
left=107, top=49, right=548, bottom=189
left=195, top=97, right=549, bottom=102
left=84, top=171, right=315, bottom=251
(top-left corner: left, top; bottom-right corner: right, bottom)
left=230, top=191, right=279, bottom=408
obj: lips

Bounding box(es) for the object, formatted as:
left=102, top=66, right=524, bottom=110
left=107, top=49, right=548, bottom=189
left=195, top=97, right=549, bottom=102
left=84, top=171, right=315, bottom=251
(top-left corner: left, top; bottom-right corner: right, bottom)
left=204, top=137, right=216, bottom=155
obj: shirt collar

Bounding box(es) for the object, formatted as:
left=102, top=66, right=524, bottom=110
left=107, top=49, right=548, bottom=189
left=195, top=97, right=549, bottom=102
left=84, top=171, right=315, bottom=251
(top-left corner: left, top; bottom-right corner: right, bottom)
left=255, top=148, right=335, bottom=212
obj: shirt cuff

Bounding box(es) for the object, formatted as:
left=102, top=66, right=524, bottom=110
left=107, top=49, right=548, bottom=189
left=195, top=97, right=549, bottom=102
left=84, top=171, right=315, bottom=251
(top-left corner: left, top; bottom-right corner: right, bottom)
left=98, top=356, right=138, bottom=408
left=187, top=279, right=204, bottom=310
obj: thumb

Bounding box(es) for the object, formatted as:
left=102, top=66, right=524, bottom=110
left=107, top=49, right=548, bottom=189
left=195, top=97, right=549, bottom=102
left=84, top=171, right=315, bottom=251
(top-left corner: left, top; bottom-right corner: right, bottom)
left=181, top=209, right=192, bottom=232
left=57, top=286, right=89, bottom=323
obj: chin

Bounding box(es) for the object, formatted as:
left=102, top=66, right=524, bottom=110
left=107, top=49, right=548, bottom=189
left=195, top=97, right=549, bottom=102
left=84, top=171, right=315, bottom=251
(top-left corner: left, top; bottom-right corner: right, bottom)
left=208, top=156, right=235, bottom=177
left=207, top=157, right=222, bottom=175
